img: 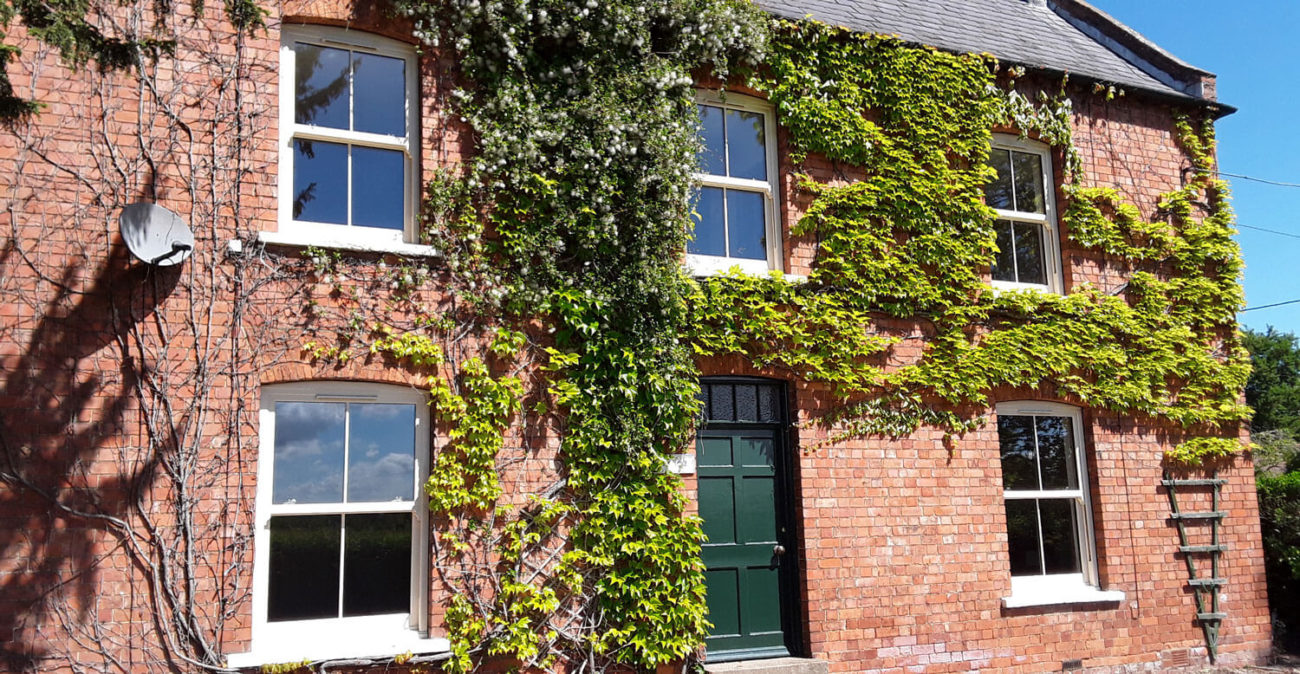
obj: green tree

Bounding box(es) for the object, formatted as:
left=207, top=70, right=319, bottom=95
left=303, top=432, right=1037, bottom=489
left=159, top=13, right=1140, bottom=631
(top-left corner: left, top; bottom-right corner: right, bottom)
left=0, top=0, right=265, bottom=123
left=1259, top=471, right=1300, bottom=651
left=1245, top=327, right=1300, bottom=651
left=1244, top=327, right=1300, bottom=438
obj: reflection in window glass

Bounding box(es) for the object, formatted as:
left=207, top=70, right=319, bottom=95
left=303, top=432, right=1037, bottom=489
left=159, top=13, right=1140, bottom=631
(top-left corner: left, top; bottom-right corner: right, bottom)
left=726, top=109, right=766, bottom=181
left=343, top=513, right=411, bottom=616
left=997, top=415, right=1038, bottom=490
left=292, top=140, right=348, bottom=225
left=986, top=147, right=1045, bottom=214
left=1013, top=222, right=1046, bottom=285
left=727, top=190, right=766, bottom=260
left=1005, top=499, right=1040, bottom=576
left=697, top=105, right=725, bottom=176
left=347, top=404, right=416, bottom=502
left=989, top=219, right=1048, bottom=286
left=266, top=395, right=420, bottom=623
left=290, top=39, right=409, bottom=233
left=991, top=220, right=1016, bottom=283
left=985, top=149, right=1014, bottom=211
left=1039, top=499, right=1081, bottom=574
left=1012, top=150, right=1045, bottom=214
left=999, top=412, right=1086, bottom=578
left=1036, top=416, right=1077, bottom=490
left=693, top=101, right=772, bottom=267
left=295, top=44, right=349, bottom=130
left=689, top=187, right=726, bottom=256
left=268, top=515, right=341, bottom=621
left=273, top=402, right=345, bottom=504
left=352, top=147, right=405, bottom=231
left=352, top=53, right=406, bottom=137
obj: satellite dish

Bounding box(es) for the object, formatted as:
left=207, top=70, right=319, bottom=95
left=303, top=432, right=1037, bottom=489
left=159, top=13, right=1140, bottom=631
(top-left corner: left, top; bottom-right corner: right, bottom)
left=119, top=202, right=195, bottom=266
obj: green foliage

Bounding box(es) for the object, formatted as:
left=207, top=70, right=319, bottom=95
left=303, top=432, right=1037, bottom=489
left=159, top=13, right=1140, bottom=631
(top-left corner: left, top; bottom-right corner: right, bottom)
left=1253, top=429, right=1300, bottom=475
left=0, top=0, right=265, bottom=124
left=370, top=325, right=444, bottom=367
left=1243, top=327, right=1300, bottom=439
left=426, top=358, right=522, bottom=513
left=1164, top=437, right=1244, bottom=467
left=259, top=659, right=311, bottom=674
left=367, top=8, right=1250, bottom=670
left=689, top=20, right=1249, bottom=453
left=386, top=0, right=769, bottom=668
left=1257, top=470, right=1300, bottom=650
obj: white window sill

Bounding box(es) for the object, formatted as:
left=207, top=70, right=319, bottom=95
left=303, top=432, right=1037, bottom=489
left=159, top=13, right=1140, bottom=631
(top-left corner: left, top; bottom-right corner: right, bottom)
left=1001, top=576, right=1125, bottom=609
left=226, top=633, right=449, bottom=669
left=988, top=281, right=1058, bottom=294
left=257, top=230, right=440, bottom=258
left=685, top=254, right=782, bottom=278
left=684, top=258, right=806, bottom=284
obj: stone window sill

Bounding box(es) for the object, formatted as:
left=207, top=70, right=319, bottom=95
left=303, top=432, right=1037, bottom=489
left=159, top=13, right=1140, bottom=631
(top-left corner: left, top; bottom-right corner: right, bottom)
left=1001, top=580, right=1125, bottom=609
left=257, top=231, right=439, bottom=258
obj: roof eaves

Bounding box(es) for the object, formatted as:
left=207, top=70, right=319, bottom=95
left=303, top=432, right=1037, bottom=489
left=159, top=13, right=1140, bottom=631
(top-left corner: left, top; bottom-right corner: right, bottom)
left=1003, top=59, right=1238, bottom=120
left=1049, top=0, right=1217, bottom=100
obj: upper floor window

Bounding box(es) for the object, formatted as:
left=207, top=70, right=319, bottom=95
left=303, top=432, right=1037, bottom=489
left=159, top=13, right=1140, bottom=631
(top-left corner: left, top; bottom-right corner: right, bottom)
left=985, top=136, right=1061, bottom=293
left=279, top=26, right=417, bottom=246
left=689, top=92, right=781, bottom=276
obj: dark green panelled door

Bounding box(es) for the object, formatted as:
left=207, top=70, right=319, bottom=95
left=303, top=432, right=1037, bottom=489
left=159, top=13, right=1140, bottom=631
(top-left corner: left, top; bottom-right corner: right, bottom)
left=698, top=426, right=792, bottom=659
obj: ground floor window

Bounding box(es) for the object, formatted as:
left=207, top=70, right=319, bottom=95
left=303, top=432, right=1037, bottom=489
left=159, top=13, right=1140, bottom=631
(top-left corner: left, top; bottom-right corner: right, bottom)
left=245, top=382, right=431, bottom=662
left=996, top=401, right=1116, bottom=606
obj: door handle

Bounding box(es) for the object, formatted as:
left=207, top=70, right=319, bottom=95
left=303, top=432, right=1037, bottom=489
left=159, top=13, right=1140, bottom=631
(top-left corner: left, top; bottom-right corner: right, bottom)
left=773, top=544, right=786, bottom=556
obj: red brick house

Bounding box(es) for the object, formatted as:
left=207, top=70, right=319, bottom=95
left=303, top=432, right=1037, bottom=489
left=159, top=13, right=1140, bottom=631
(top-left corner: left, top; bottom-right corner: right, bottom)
left=0, top=0, right=1273, bottom=673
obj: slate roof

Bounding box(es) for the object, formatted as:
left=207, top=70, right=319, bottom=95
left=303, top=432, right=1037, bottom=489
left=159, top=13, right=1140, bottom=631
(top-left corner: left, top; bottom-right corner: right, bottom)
left=754, top=0, right=1216, bottom=104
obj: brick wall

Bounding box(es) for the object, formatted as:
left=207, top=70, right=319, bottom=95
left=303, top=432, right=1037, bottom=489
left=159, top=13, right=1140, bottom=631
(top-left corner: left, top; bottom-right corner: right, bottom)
left=0, top=5, right=1273, bottom=674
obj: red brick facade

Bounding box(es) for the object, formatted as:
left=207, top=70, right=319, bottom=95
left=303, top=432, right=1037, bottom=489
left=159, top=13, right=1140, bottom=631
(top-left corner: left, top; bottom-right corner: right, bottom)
left=0, top=3, right=1272, bottom=673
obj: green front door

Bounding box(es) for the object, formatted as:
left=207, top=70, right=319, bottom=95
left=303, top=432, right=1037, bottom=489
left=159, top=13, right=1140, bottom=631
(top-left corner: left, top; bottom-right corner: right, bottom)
left=698, top=426, right=793, bottom=660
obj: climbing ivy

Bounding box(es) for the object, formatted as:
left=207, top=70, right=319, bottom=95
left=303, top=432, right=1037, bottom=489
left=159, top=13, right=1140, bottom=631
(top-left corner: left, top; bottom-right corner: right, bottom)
left=385, top=0, right=769, bottom=670
left=693, top=20, right=1249, bottom=454
left=341, top=9, right=1248, bottom=671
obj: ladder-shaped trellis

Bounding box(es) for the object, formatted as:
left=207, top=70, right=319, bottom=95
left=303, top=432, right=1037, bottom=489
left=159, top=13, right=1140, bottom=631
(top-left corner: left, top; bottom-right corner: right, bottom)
left=1162, top=471, right=1226, bottom=663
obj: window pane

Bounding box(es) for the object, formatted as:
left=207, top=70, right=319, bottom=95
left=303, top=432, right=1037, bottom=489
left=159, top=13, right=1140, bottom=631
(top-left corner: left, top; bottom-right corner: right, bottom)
left=726, top=190, right=766, bottom=260
left=688, top=187, right=725, bottom=256
left=1012, top=221, right=1046, bottom=285
left=273, top=402, right=345, bottom=504
left=268, top=515, right=341, bottom=621
left=697, top=105, right=725, bottom=176
left=1039, top=499, right=1082, bottom=574
left=726, top=109, right=767, bottom=181
left=295, top=43, right=350, bottom=130
left=293, top=140, right=348, bottom=225
left=990, top=220, right=1016, bottom=282
left=347, top=403, right=416, bottom=502
left=757, top=384, right=778, bottom=423
left=734, top=384, right=757, bottom=422
left=342, top=513, right=411, bottom=616
left=352, top=53, right=406, bottom=137
left=1012, top=150, right=1045, bottom=214
left=985, top=148, right=1014, bottom=210
left=998, top=415, right=1038, bottom=490
left=710, top=383, right=734, bottom=422
left=1036, top=416, right=1078, bottom=490
left=1005, top=499, right=1041, bottom=576
left=352, top=147, right=405, bottom=230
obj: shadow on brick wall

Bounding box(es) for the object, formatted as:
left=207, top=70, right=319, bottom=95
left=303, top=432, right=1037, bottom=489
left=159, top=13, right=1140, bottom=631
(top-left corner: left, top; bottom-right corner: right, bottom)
left=0, top=236, right=181, bottom=670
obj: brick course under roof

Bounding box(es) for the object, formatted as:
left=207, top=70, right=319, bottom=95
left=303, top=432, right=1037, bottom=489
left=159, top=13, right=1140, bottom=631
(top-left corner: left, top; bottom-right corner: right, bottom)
left=755, top=0, right=1211, bottom=101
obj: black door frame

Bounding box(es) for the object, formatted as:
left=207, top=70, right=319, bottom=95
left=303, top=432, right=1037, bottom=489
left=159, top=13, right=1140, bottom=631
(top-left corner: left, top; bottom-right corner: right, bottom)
left=698, top=376, right=804, bottom=662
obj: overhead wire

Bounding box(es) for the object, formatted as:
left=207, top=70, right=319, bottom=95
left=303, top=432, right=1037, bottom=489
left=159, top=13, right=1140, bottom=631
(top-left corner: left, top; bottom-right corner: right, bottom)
left=1241, top=298, right=1300, bottom=313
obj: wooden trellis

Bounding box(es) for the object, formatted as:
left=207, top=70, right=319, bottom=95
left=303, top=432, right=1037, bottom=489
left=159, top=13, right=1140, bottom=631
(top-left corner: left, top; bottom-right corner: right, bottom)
left=1162, top=471, right=1226, bottom=663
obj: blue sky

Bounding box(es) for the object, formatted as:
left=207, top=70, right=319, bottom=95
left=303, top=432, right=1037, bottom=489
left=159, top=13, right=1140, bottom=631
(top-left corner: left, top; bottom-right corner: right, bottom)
left=1089, top=1, right=1300, bottom=337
